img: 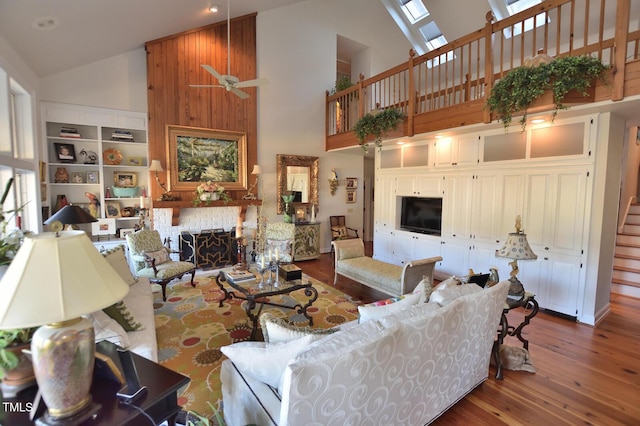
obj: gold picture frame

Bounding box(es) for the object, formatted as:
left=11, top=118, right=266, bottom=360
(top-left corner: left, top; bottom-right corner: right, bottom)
left=105, top=202, right=121, bottom=218
left=114, top=172, right=137, bottom=188
left=346, top=190, right=356, bottom=204
left=167, top=125, right=247, bottom=192
left=345, top=177, right=358, bottom=189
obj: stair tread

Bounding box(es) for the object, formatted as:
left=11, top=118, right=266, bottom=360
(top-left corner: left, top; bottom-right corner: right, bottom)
left=614, top=253, right=640, bottom=261
left=613, top=265, right=640, bottom=274
left=615, top=241, right=640, bottom=248
left=617, top=232, right=640, bottom=237
left=612, top=277, right=640, bottom=287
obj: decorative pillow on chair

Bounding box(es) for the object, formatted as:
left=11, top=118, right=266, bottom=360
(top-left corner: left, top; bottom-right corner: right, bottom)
left=103, top=301, right=145, bottom=331
left=143, top=249, right=170, bottom=268
left=220, top=334, right=316, bottom=388
left=260, top=312, right=337, bottom=344
left=331, top=226, right=348, bottom=238
left=358, top=291, right=422, bottom=322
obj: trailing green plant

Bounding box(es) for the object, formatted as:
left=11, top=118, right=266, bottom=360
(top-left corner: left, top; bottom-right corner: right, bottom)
left=486, top=55, right=610, bottom=131
left=353, top=107, right=405, bottom=152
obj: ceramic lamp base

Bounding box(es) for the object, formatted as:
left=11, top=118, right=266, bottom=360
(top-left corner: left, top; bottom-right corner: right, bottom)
left=31, top=317, right=95, bottom=420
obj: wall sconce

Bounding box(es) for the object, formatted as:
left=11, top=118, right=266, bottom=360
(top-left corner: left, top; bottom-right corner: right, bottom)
left=329, top=168, right=339, bottom=196
left=149, top=160, right=175, bottom=201
left=243, top=164, right=262, bottom=200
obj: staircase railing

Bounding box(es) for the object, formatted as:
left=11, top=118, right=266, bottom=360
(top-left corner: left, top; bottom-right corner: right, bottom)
left=326, top=0, right=639, bottom=150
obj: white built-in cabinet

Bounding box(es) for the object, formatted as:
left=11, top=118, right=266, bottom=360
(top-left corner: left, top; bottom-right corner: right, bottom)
left=373, top=116, right=595, bottom=318
left=42, top=102, right=149, bottom=242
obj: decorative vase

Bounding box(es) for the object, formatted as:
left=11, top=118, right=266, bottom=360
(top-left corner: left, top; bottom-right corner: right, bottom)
left=282, top=195, right=295, bottom=223
left=200, top=192, right=220, bottom=202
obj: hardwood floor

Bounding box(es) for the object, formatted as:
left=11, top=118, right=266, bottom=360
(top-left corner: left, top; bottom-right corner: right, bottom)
left=296, top=244, right=640, bottom=425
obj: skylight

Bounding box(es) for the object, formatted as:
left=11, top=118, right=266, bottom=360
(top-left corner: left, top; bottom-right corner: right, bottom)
left=489, top=0, right=547, bottom=38
left=381, top=0, right=448, bottom=56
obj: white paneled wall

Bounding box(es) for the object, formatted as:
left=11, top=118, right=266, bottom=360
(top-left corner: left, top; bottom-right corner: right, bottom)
left=152, top=206, right=259, bottom=252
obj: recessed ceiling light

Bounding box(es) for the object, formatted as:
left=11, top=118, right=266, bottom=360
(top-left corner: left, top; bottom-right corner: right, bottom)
left=531, top=118, right=546, bottom=124
left=32, top=16, right=59, bottom=31
left=397, top=141, right=405, bottom=145
left=435, top=135, right=443, bottom=139
left=209, top=5, right=219, bottom=13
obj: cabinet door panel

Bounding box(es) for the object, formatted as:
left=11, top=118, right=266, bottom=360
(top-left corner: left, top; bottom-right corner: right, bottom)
left=443, top=174, right=473, bottom=238
left=552, top=171, right=587, bottom=254
left=524, top=172, right=553, bottom=248
left=544, top=256, right=581, bottom=316
left=472, top=174, right=500, bottom=242
left=439, top=239, right=469, bottom=278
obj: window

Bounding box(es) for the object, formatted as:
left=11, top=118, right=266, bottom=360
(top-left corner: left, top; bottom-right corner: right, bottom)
left=0, top=67, right=40, bottom=234
left=382, top=0, right=448, bottom=56
left=489, top=0, right=548, bottom=38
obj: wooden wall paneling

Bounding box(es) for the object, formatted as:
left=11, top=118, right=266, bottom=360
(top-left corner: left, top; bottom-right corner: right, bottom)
left=145, top=14, right=258, bottom=203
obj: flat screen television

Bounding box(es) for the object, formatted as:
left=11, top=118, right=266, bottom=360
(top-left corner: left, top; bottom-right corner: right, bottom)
left=400, top=196, right=442, bottom=236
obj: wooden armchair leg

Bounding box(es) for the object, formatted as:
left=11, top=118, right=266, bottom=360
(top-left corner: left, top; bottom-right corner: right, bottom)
left=160, top=281, right=169, bottom=302
left=189, top=271, right=196, bottom=288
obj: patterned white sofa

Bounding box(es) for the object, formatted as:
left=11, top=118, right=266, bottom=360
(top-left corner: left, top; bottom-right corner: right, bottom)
left=332, top=238, right=442, bottom=296
left=220, top=280, right=510, bottom=425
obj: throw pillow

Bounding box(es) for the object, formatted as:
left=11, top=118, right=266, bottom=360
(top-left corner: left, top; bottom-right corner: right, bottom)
left=103, top=300, right=145, bottom=331
left=87, top=310, right=131, bottom=348
left=143, top=249, right=170, bottom=268
left=429, top=283, right=483, bottom=306
left=435, top=275, right=463, bottom=291
left=358, top=291, right=422, bottom=322
left=260, top=312, right=338, bottom=344
left=412, top=275, right=434, bottom=303
left=337, top=246, right=364, bottom=260
left=220, top=334, right=315, bottom=388
left=102, top=245, right=137, bottom=285
left=331, top=226, right=347, bottom=238
left=499, top=344, right=536, bottom=373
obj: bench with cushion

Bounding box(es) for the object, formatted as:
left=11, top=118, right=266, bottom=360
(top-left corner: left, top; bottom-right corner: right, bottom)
left=332, top=238, right=442, bottom=297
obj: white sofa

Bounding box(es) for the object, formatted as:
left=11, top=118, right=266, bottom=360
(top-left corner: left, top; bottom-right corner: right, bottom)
left=87, top=245, right=158, bottom=362
left=220, top=280, right=510, bottom=425
left=333, top=238, right=442, bottom=296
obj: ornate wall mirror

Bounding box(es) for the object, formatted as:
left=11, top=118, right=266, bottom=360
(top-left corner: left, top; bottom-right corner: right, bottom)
left=276, top=154, right=319, bottom=214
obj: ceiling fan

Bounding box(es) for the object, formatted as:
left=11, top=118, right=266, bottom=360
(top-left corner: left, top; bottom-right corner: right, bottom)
left=190, top=0, right=269, bottom=99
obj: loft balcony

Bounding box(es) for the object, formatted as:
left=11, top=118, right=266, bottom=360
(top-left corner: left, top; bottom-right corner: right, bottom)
left=325, top=0, right=640, bottom=151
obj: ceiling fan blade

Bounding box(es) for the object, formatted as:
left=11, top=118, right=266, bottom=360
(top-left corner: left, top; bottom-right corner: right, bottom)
left=229, top=87, right=250, bottom=99
left=189, top=84, right=224, bottom=88
left=235, top=78, right=270, bottom=89
left=201, top=64, right=226, bottom=85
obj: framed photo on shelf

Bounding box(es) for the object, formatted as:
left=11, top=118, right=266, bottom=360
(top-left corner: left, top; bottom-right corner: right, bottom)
left=167, top=125, right=248, bottom=192
left=347, top=190, right=356, bottom=203
left=119, top=228, right=136, bottom=239
left=71, top=172, right=84, bottom=183
left=105, top=202, right=121, bottom=218
left=86, top=171, right=99, bottom=183
left=127, top=156, right=144, bottom=166
left=114, top=172, right=137, bottom=188
left=345, top=177, right=358, bottom=189
left=91, top=218, right=116, bottom=236
left=54, top=143, right=77, bottom=163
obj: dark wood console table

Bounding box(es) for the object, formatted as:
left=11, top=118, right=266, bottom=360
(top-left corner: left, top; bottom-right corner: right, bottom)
left=3, top=342, right=190, bottom=425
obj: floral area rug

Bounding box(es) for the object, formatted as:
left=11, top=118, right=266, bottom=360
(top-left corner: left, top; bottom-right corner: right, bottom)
left=153, top=272, right=361, bottom=421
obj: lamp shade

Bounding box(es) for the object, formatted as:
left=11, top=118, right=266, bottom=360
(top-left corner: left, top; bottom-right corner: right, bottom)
left=149, top=159, right=164, bottom=172
left=251, top=164, right=262, bottom=175
left=0, top=231, right=129, bottom=329
left=495, top=232, right=538, bottom=261
left=44, top=204, right=97, bottom=225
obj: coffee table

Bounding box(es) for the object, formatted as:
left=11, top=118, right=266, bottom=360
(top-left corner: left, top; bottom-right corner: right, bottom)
left=215, top=269, right=318, bottom=340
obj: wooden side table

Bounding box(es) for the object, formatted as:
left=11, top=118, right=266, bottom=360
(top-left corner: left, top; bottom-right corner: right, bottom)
left=4, top=342, right=190, bottom=425
left=493, top=292, right=539, bottom=380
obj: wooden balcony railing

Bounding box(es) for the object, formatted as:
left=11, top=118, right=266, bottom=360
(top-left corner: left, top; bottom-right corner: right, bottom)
left=326, top=0, right=640, bottom=151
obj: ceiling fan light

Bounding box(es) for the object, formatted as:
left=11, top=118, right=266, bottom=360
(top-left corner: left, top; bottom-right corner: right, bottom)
left=209, top=5, right=219, bottom=13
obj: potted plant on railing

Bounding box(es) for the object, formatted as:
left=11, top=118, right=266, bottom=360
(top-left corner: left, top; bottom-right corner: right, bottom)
left=353, top=107, right=405, bottom=152
left=486, top=54, right=610, bottom=131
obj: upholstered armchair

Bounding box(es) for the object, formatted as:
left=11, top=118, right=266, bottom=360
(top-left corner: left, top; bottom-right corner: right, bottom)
left=126, top=229, right=196, bottom=301
left=265, top=222, right=295, bottom=263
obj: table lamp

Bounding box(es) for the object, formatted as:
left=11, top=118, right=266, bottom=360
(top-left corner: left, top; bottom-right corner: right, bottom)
left=242, top=164, right=262, bottom=200
left=44, top=204, right=97, bottom=230
left=495, top=215, right=537, bottom=299
left=0, top=230, right=130, bottom=423
left=149, top=159, right=174, bottom=201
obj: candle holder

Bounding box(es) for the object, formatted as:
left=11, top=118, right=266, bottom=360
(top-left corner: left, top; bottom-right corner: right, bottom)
left=270, top=258, right=281, bottom=288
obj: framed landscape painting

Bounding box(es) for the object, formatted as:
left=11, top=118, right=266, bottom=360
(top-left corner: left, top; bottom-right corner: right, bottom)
left=167, top=125, right=247, bottom=192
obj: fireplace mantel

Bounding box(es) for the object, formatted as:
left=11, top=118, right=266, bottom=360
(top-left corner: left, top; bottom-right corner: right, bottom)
left=152, top=199, right=262, bottom=226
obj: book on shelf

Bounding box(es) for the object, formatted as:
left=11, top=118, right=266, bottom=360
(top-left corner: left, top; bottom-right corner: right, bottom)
left=60, top=126, right=81, bottom=138
left=226, top=270, right=256, bottom=283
